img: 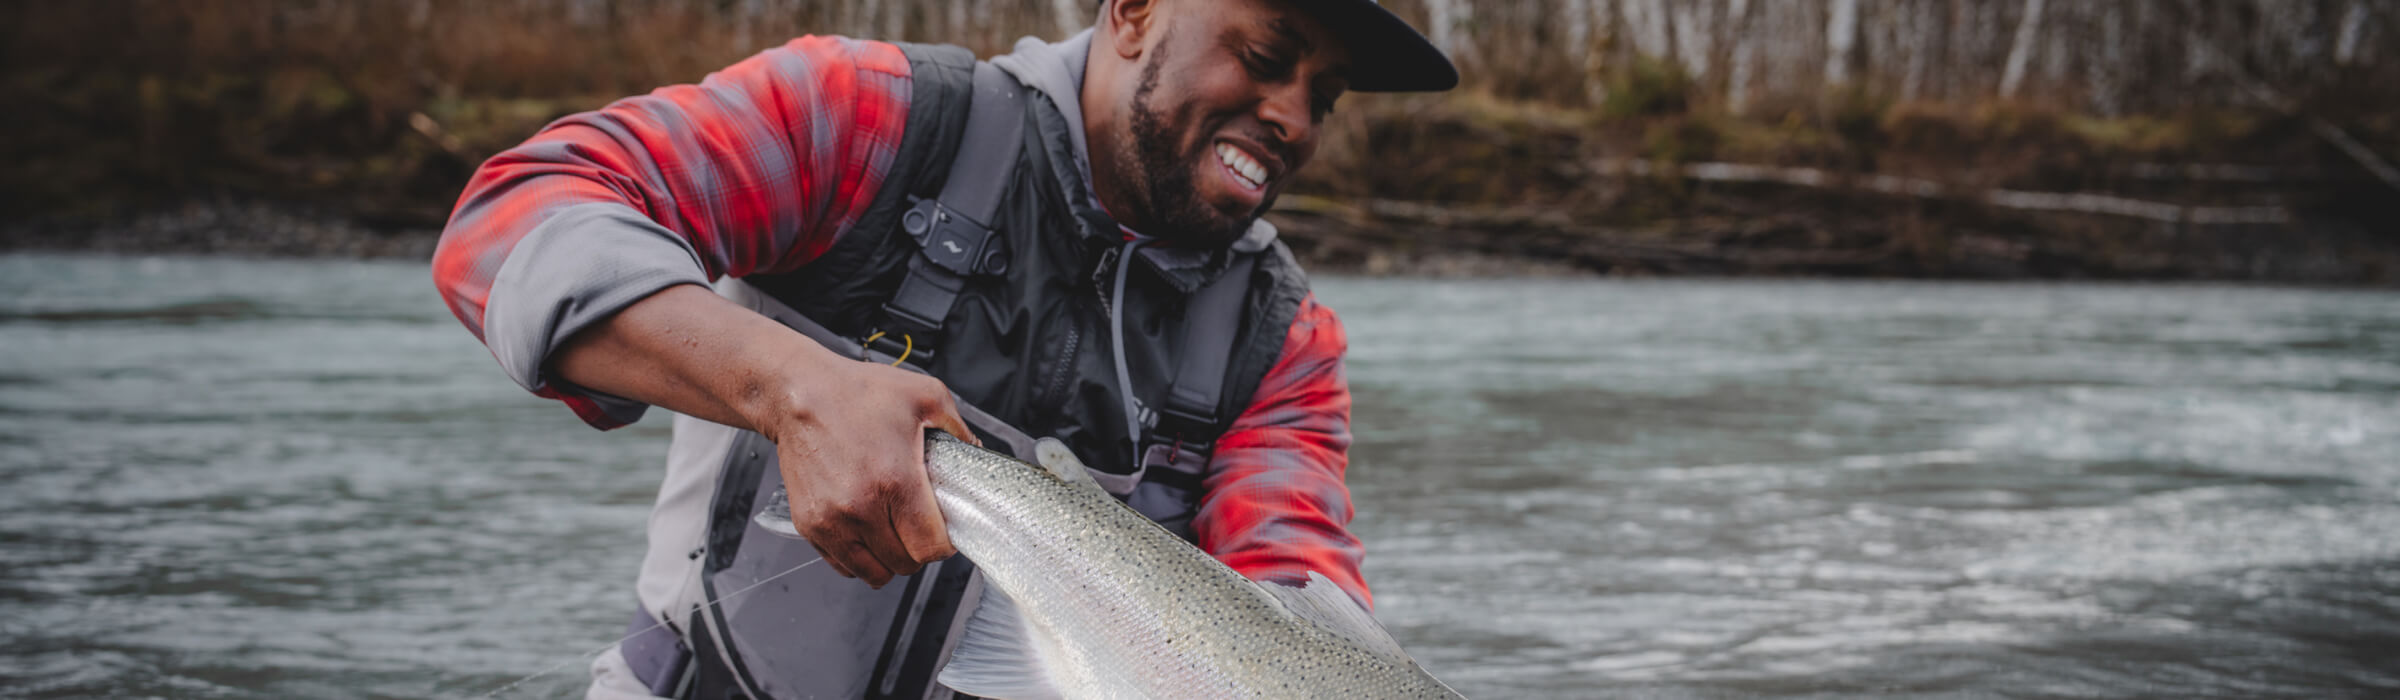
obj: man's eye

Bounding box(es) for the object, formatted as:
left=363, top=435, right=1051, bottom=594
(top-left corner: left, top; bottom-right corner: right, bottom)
left=1244, top=50, right=1291, bottom=80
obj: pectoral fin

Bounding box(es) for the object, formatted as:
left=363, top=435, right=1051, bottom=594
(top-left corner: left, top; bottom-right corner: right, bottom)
left=937, top=585, right=1064, bottom=700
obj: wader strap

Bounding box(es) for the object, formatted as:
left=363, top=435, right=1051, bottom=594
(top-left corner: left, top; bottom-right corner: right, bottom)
left=884, top=62, right=1026, bottom=335
left=1154, top=254, right=1257, bottom=441
left=623, top=606, right=693, bottom=697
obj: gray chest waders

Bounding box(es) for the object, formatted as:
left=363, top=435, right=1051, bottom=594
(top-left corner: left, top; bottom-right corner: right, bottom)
left=646, top=61, right=1263, bottom=699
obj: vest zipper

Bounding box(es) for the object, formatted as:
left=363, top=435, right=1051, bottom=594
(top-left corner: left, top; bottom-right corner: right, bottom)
left=1040, top=325, right=1080, bottom=416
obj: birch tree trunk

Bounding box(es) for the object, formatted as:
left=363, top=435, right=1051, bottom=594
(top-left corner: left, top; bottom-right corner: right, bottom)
left=1622, top=0, right=1672, bottom=61
left=2039, top=2, right=2069, bottom=85
left=2335, top=0, right=2369, bottom=65
left=1052, top=0, right=1082, bottom=38
left=1726, top=0, right=1759, bottom=114
left=1561, top=0, right=1602, bottom=104
left=2091, top=1, right=2123, bottom=115
left=1901, top=0, right=1931, bottom=99
left=1565, top=0, right=1592, bottom=59
left=972, top=0, right=992, bottom=48
left=1586, top=0, right=1618, bottom=105
left=1998, top=0, right=2045, bottom=97
left=1454, top=0, right=1476, bottom=62
left=1427, top=0, right=1455, bottom=55
left=1671, top=0, right=1716, bottom=79
left=1825, top=0, right=1859, bottom=86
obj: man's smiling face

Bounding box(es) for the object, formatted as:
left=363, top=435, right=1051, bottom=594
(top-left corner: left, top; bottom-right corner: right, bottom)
left=1087, top=0, right=1351, bottom=248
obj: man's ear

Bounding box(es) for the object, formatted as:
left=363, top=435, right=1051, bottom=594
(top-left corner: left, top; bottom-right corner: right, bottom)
left=1105, top=0, right=1158, bottom=60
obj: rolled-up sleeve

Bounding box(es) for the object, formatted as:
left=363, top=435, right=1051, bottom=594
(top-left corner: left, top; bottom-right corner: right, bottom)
left=430, top=35, right=912, bottom=429
left=1193, top=293, right=1369, bottom=609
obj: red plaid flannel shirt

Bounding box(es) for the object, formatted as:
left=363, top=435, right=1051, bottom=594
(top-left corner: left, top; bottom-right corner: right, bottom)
left=431, top=36, right=1369, bottom=606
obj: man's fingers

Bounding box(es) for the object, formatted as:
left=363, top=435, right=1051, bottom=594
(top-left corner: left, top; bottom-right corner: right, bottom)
left=831, top=537, right=896, bottom=587
left=853, top=510, right=921, bottom=582
left=928, top=392, right=980, bottom=447
left=892, top=478, right=955, bottom=564
left=903, top=406, right=959, bottom=564
left=810, top=542, right=858, bottom=580
left=802, top=516, right=889, bottom=585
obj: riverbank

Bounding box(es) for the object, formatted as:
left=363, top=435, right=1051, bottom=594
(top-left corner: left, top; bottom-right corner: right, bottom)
left=13, top=72, right=2394, bottom=285
left=1, top=200, right=437, bottom=260
left=7, top=190, right=2392, bottom=285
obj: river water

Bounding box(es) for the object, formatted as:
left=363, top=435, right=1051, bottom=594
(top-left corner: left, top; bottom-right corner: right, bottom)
left=2, top=254, right=2395, bottom=698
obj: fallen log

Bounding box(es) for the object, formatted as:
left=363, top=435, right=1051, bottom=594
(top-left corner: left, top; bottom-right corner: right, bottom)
left=1578, top=159, right=2290, bottom=224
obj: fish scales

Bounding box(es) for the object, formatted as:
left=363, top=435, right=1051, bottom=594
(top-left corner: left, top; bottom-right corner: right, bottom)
left=924, top=432, right=1463, bottom=699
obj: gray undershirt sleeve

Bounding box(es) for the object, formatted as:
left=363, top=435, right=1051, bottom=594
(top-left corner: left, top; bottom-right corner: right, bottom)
left=482, top=202, right=713, bottom=427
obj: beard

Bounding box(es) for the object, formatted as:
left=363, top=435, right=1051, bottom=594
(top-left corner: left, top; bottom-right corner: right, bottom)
left=1114, top=40, right=1261, bottom=248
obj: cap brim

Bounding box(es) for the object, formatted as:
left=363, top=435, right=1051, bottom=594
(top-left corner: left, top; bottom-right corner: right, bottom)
left=1293, top=0, right=1458, bottom=92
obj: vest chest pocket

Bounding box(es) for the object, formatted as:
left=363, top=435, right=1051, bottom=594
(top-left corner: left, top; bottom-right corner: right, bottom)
left=1125, top=440, right=1212, bottom=543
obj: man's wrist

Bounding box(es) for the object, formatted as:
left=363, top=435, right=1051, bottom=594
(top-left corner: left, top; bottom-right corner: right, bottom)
left=726, top=324, right=842, bottom=441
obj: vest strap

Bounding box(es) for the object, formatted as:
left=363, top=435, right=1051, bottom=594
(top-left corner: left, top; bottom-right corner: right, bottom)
left=884, top=62, right=1026, bottom=335
left=1154, top=254, right=1257, bottom=440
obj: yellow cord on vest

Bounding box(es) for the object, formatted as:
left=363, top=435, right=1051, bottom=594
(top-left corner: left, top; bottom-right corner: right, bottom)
left=863, top=331, right=913, bottom=366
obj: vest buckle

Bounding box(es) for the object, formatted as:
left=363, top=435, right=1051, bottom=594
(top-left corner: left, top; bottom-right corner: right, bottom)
left=902, top=197, right=1008, bottom=277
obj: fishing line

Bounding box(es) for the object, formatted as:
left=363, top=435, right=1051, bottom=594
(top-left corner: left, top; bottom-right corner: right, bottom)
left=477, top=555, right=827, bottom=698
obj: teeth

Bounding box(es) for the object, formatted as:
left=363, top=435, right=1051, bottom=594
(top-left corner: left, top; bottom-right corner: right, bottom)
left=1215, top=143, right=1267, bottom=189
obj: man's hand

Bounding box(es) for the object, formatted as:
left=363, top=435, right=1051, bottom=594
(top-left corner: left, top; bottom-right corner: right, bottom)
left=760, top=358, right=977, bottom=586
left=551, top=283, right=978, bottom=587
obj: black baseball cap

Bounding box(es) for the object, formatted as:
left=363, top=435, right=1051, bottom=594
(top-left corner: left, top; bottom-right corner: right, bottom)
left=1286, top=0, right=1458, bottom=92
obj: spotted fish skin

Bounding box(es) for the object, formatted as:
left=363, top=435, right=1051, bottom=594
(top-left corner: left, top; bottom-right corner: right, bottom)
left=925, top=431, right=1464, bottom=699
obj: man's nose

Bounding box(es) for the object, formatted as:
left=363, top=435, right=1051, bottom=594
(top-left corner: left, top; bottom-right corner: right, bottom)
left=1255, top=82, right=1315, bottom=152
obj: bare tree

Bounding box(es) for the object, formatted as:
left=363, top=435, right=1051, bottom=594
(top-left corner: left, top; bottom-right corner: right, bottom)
left=1565, top=0, right=1592, bottom=62
left=2336, top=0, right=2371, bottom=65
left=1725, top=0, right=1760, bottom=113
left=1585, top=0, right=1618, bottom=105
left=1425, top=0, right=1477, bottom=58
left=1900, top=0, right=1933, bottom=99
left=1672, top=0, right=1717, bottom=79
left=2090, top=2, right=2123, bottom=115
left=1825, top=0, right=1859, bottom=86
left=1622, top=0, right=1672, bottom=61
left=1998, top=0, right=2044, bottom=98
left=1052, top=0, right=1084, bottom=39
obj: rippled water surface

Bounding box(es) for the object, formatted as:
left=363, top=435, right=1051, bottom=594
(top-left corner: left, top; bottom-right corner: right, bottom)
left=3, top=254, right=2397, bottom=698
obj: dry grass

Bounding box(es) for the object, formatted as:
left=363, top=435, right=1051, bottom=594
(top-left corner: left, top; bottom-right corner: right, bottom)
left=1, top=1, right=2383, bottom=230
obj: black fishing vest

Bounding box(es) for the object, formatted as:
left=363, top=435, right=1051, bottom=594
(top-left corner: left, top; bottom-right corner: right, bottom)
left=671, top=42, right=1314, bottom=699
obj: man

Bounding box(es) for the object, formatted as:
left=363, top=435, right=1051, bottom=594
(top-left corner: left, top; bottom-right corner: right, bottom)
left=432, top=0, right=1454, bottom=697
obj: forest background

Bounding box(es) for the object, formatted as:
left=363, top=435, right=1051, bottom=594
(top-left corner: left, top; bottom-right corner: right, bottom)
left=5, top=0, right=2397, bottom=282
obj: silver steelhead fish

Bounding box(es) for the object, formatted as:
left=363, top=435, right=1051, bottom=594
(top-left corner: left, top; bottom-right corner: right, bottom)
left=922, top=431, right=1465, bottom=700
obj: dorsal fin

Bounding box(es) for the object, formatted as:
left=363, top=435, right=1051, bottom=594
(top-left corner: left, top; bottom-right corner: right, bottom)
left=1260, top=571, right=1412, bottom=664
left=1032, top=437, right=1104, bottom=492
left=937, top=585, right=1064, bottom=700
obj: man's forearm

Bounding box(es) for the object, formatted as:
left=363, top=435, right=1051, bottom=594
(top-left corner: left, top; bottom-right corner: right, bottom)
left=548, top=283, right=832, bottom=436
